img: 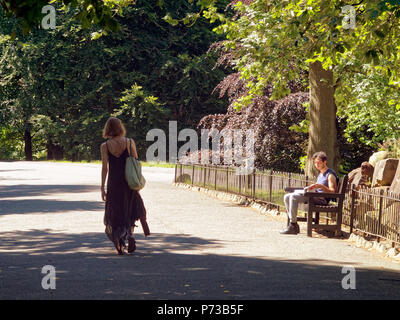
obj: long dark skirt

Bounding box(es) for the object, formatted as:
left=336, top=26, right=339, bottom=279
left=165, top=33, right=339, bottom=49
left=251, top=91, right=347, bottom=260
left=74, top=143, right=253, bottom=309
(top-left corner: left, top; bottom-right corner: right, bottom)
left=104, top=186, right=148, bottom=246
left=103, top=148, right=149, bottom=248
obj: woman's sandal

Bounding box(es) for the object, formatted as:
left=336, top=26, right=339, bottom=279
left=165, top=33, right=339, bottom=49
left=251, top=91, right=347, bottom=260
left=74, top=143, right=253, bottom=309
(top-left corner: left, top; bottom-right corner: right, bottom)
left=115, top=246, right=124, bottom=255
left=114, top=240, right=126, bottom=255
left=128, top=238, right=136, bottom=253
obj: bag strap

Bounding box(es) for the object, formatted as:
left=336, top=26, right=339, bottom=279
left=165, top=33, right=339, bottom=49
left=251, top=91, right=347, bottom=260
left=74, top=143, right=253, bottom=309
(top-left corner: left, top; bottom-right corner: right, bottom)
left=130, top=138, right=133, bottom=157
left=126, top=137, right=130, bottom=156
left=127, top=137, right=136, bottom=159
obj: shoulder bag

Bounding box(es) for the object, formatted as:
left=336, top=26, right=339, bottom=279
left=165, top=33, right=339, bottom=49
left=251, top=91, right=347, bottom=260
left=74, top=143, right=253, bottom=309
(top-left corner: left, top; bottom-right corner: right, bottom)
left=125, top=138, right=146, bottom=190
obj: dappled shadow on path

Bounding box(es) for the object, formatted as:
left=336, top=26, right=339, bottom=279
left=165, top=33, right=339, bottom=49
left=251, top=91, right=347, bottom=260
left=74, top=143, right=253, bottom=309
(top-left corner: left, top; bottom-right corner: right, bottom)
left=0, top=185, right=99, bottom=199
left=0, top=184, right=102, bottom=215
left=0, top=199, right=103, bottom=215
left=0, top=230, right=399, bottom=300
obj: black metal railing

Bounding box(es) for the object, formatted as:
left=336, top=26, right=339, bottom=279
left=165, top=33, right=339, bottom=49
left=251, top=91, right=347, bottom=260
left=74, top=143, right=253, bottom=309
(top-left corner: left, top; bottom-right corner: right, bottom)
left=345, top=186, right=400, bottom=245
left=174, top=163, right=311, bottom=210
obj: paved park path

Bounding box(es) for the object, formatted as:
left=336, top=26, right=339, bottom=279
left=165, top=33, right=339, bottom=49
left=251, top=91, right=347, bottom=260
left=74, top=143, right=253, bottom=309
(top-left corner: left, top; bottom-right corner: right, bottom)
left=0, top=161, right=400, bottom=299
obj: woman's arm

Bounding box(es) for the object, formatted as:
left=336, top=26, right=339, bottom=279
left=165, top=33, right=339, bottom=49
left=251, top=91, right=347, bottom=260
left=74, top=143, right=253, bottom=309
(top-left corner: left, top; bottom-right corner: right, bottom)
left=100, top=143, right=108, bottom=201
left=128, top=138, right=139, bottom=159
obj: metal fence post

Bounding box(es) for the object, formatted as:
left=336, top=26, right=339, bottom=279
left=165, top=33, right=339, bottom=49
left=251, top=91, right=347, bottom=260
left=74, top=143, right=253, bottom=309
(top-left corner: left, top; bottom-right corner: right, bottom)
left=243, top=173, right=246, bottom=196
left=238, top=172, right=242, bottom=195
left=269, top=170, right=273, bottom=203
left=203, top=165, right=207, bottom=188
left=174, top=163, right=177, bottom=183
left=226, top=167, right=229, bottom=192
left=350, top=184, right=356, bottom=234
left=252, top=171, right=255, bottom=198
left=377, top=188, right=384, bottom=242
left=191, top=165, right=194, bottom=186
left=244, top=173, right=247, bottom=195
left=214, top=166, right=217, bottom=190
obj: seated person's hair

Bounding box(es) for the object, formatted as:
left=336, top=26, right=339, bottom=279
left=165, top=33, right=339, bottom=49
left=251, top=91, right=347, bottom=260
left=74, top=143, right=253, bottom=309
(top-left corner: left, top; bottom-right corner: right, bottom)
left=312, top=151, right=327, bottom=162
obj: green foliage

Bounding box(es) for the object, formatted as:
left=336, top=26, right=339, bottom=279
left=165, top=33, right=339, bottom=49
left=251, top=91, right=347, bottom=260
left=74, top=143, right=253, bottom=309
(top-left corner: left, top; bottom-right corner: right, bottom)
left=192, top=0, right=400, bottom=112
left=336, top=62, right=400, bottom=148
left=153, top=52, right=228, bottom=128
left=336, top=116, right=375, bottom=174
left=113, top=84, right=169, bottom=158
left=0, top=126, right=24, bottom=159
left=378, top=137, right=400, bottom=158
left=298, top=154, right=307, bottom=172
left=289, top=101, right=310, bottom=134
left=0, top=0, right=132, bottom=34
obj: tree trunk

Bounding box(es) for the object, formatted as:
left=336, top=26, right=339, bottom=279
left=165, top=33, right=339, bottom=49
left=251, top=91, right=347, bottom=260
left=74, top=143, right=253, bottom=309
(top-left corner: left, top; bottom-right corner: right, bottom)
left=46, top=142, right=53, bottom=160
left=24, top=127, right=33, bottom=161
left=53, top=146, right=64, bottom=160
left=305, top=61, right=340, bottom=178
left=46, top=140, right=64, bottom=160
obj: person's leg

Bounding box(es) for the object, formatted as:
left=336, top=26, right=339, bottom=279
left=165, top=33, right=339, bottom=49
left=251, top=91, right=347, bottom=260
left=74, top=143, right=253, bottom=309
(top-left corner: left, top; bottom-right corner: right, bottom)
left=280, top=193, right=307, bottom=234
left=288, top=193, right=308, bottom=223
left=284, top=193, right=291, bottom=222
left=128, top=225, right=136, bottom=253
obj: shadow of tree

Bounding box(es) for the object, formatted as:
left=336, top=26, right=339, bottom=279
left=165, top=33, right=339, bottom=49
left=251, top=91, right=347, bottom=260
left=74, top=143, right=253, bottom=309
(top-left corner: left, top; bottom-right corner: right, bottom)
left=0, top=177, right=40, bottom=181
left=0, top=199, right=104, bottom=215
left=0, top=230, right=399, bottom=300
left=0, top=185, right=99, bottom=199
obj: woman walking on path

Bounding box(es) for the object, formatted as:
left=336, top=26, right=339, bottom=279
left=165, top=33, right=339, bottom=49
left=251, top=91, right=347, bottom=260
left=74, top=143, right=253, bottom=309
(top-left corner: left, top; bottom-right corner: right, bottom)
left=100, top=117, right=150, bottom=255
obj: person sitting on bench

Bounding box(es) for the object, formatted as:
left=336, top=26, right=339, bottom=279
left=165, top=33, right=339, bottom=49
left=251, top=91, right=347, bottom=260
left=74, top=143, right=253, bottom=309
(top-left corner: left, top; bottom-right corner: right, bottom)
left=280, top=151, right=339, bottom=235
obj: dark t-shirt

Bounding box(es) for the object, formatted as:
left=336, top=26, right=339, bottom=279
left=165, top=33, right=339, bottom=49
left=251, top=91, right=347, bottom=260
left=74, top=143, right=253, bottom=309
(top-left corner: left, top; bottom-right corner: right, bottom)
left=316, top=168, right=339, bottom=202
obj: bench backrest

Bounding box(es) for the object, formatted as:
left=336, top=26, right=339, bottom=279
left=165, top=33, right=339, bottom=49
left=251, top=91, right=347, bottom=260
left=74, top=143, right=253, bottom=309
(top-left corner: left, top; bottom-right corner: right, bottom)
left=336, top=175, right=348, bottom=195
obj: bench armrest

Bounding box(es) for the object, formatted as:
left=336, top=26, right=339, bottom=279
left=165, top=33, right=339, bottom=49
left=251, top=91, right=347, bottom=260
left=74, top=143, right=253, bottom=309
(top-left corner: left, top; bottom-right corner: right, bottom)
left=304, top=192, right=345, bottom=199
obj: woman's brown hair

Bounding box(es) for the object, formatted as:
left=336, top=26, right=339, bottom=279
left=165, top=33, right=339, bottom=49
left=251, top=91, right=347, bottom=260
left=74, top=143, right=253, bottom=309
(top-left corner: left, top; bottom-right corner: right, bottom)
left=102, top=117, right=126, bottom=138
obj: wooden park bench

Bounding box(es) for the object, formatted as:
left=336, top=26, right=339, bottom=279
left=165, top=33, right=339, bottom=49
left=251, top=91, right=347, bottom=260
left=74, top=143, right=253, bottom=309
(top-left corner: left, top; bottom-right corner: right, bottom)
left=284, top=175, right=348, bottom=237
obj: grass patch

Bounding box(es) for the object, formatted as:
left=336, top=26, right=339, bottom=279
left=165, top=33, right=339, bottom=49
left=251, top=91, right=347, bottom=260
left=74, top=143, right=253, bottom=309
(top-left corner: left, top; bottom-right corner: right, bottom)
left=141, top=161, right=175, bottom=168
left=39, top=159, right=102, bottom=164
left=186, top=180, right=287, bottom=207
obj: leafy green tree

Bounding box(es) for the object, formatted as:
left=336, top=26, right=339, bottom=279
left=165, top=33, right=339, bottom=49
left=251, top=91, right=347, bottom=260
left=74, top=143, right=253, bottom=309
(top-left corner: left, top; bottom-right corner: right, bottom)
left=0, top=31, right=47, bottom=160
left=336, top=60, right=400, bottom=148
left=113, top=84, right=169, bottom=159
left=153, top=52, right=228, bottom=128
left=0, top=126, right=24, bottom=159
